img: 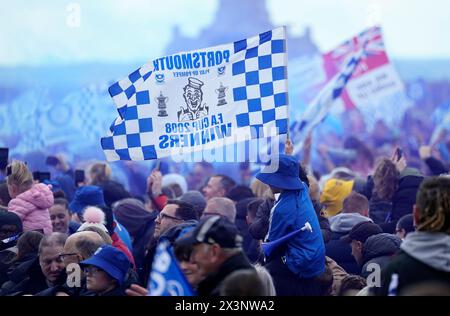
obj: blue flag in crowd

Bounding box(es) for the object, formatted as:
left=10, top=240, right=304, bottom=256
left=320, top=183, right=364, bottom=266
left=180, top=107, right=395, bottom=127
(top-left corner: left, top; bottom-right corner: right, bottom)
left=101, top=27, right=289, bottom=161
left=430, top=98, right=450, bottom=145
left=147, top=241, right=195, bottom=296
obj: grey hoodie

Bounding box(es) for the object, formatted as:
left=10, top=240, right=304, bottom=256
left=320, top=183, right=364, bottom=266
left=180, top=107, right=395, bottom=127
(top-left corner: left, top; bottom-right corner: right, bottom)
left=400, top=231, right=450, bottom=273
left=329, top=213, right=372, bottom=233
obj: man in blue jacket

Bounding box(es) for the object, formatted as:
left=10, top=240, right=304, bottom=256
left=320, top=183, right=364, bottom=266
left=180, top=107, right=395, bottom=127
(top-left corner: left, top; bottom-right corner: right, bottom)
left=256, top=154, right=326, bottom=296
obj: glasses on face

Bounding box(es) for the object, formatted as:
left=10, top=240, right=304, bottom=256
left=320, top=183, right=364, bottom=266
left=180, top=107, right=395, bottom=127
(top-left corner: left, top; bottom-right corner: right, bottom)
left=157, top=212, right=182, bottom=221
left=83, top=266, right=103, bottom=277
left=58, top=252, right=80, bottom=262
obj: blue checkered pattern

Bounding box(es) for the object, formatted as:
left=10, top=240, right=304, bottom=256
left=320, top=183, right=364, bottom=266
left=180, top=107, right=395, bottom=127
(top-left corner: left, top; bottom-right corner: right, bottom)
left=101, top=99, right=158, bottom=160
left=290, top=49, right=364, bottom=155
left=102, top=62, right=156, bottom=161
left=231, top=28, right=289, bottom=140
left=101, top=27, right=289, bottom=161
left=108, top=64, right=153, bottom=119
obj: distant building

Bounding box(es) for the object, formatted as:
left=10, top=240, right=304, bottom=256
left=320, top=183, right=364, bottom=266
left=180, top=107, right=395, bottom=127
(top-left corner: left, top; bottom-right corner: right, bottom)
left=165, top=0, right=319, bottom=59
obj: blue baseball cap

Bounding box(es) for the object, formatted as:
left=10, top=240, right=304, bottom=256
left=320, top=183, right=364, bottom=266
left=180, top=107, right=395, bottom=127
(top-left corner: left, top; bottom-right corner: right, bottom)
left=69, top=186, right=105, bottom=215
left=80, top=245, right=130, bottom=285
left=256, top=154, right=303, bottom=190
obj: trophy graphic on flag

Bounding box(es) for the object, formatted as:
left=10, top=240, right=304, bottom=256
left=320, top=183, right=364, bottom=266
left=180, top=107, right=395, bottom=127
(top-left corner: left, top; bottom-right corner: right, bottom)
left=215, top=83, right=228, bottom=107
left=156, top=91, right=169, bottom=117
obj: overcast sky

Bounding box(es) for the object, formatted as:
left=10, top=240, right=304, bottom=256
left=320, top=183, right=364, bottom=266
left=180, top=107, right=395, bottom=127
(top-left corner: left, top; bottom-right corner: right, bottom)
left=1, top=0, right=449, bottom=66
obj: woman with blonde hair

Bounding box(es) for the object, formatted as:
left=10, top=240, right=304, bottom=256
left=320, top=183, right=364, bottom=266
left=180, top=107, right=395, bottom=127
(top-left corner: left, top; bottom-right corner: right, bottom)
left=88, top=162, right=112, bottom=185
left=7, top=161, right=53, bottom=234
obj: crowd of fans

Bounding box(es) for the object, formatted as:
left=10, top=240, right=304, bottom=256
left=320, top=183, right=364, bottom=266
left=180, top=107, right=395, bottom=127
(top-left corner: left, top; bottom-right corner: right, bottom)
left=0, top=136, right=449, bottom=296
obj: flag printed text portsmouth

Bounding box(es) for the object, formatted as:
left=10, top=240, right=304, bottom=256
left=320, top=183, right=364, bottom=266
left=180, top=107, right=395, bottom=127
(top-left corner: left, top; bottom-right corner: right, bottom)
left=101, top=27, right=289, bottom=161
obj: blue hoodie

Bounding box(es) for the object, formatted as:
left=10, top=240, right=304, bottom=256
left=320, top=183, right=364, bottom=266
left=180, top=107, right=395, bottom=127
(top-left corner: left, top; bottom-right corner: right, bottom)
left=267, top=183, right=325, bottom=278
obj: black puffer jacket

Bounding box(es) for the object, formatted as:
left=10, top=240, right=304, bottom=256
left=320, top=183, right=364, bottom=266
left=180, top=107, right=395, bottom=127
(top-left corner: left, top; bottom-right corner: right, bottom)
left=384, top=171, right=423, bottom=233
left=369, top=168, right=424, bottom=233
left=0, top=246, right=18, bottom=286
left=360, top=233, right=402, bottom=278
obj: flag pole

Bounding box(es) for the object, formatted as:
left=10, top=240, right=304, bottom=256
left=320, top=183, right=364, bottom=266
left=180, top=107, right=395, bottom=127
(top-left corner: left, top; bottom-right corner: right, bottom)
left=282, top=25, right=290, bottom=142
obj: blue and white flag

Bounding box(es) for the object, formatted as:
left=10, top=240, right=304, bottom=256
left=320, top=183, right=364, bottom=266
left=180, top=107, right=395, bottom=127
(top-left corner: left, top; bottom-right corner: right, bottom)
left=430, top=99, right=450, bottom=146
left=101, top=27, right=289, bottom=161
left=291, top=50, right=364, bottom=155
left=148, top=241, right=195, bottom=296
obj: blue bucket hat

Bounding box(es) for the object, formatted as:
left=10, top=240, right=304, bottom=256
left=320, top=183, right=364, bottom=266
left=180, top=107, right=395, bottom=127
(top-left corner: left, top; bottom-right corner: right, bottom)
left=69, top=186, right=105, bottom=215
left=255, top=154, right=303, bottom=190
left=80, top=245, right=130, bottom=285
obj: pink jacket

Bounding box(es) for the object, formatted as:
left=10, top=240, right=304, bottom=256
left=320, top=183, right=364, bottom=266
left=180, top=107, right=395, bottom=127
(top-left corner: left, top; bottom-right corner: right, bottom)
left=8, top=183, right=54, bottom=235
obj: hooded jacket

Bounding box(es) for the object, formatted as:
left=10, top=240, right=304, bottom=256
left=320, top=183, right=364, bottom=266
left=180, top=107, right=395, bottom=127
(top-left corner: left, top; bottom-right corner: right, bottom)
left=326, top=213, right=372, bottom=274
left=8, top=184, right=53, bottom=235
left=375, top=231, right=450, bottom=296
left=400, top=232, right=450, bottom=273
left=266, top=185, right=325, bottom=279
left=360, top=233, right=401, bottom=278
left=249, top=198, right=331, bottom=244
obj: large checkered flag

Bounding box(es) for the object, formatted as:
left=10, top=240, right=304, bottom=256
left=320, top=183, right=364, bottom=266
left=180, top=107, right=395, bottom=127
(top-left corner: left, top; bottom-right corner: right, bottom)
left=291, top=48, right=365, bottom=155
left=101, top=27, right=289, bottom=161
